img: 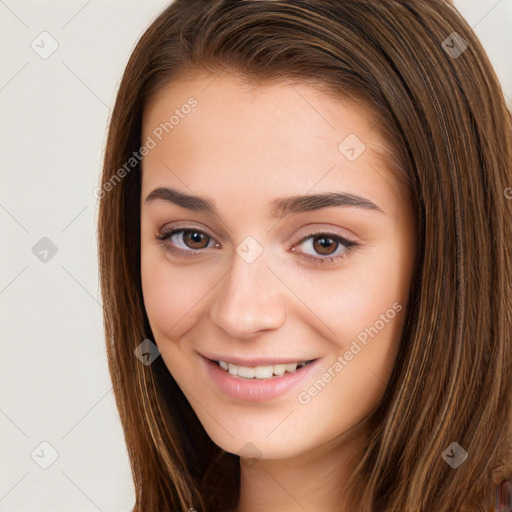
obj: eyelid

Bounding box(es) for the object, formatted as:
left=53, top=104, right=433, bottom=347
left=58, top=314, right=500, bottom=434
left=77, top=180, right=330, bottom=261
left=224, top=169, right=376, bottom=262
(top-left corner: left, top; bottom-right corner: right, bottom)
left=159, top=220, right=217, bottom=238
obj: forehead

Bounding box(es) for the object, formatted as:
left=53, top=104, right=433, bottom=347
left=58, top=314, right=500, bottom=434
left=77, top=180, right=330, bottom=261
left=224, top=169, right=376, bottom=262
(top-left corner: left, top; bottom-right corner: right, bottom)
left=143, top=72, right=379, bottom=142
left=140, top=72, right=403, bottom=212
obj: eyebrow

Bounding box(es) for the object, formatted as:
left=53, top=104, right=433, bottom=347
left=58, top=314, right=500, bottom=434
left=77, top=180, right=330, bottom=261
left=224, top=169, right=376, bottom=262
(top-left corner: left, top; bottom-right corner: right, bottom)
left=145, top=187, right=385, bottom=218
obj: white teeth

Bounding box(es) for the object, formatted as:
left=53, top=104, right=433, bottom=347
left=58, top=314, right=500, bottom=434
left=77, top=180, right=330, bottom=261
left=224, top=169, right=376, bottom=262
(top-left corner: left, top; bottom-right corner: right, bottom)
left=272, top=364, right=287, bottom=376
left=237, top=366, right=255, bottom=379
left=254, top=366, right=273, bottom=379
left=216, top=360, right=311, bottom=379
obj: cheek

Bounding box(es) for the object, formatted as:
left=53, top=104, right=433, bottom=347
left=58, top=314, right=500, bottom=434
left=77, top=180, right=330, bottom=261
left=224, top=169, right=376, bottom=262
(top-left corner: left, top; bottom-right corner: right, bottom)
left=292, top=242, right=410, bottom=428
left=292, top=350, right=392, bottom=451
left=140, top=245, right=212, bottom=340
left=292, top=277, right=405, bottom=445
left=285, top=248, right=409, bottom=350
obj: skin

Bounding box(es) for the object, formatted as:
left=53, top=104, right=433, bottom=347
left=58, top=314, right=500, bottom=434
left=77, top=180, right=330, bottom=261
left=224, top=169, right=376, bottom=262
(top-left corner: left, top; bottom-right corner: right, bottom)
left=140, top=72, right=417, bottom=512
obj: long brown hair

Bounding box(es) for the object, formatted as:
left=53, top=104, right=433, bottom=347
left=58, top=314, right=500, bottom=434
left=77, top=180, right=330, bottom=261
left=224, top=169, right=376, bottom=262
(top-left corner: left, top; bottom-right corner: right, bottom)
left=97, top=1, right=512, bottom=510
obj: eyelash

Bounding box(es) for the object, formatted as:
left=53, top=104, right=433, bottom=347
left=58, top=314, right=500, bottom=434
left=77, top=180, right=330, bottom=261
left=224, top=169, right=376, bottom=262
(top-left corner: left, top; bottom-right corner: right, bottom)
left=155, top=228, right=358, bottom=266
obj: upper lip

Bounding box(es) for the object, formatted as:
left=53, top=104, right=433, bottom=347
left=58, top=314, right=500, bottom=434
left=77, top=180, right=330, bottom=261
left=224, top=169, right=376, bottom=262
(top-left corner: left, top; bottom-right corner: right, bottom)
left=200, top=352, right=317, bottom=367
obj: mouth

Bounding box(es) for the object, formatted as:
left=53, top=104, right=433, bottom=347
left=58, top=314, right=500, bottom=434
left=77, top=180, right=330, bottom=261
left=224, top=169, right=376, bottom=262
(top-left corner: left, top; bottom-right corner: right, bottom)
left=202, top=355, right=321, bottom=402
left=209, top=358, right=316, bottom=380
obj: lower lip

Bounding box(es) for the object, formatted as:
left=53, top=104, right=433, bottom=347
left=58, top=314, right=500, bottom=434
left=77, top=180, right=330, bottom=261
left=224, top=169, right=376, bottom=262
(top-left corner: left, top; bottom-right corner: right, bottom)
left=202, top=356, right=321, bottom=402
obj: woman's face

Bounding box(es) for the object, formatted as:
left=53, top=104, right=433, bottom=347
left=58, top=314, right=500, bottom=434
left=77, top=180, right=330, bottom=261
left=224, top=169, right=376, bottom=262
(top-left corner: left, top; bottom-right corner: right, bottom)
left=140, top=73, right=416, bottom=460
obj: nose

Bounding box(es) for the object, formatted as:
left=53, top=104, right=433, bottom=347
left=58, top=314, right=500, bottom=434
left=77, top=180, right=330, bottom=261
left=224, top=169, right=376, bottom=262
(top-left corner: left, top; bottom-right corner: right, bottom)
left=209, top=249, right=287, bottom=338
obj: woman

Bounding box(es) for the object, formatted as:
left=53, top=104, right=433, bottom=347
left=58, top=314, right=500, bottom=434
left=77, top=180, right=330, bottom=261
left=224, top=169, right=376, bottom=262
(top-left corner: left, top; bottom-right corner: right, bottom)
left=97, top=1, right=512, bottom=510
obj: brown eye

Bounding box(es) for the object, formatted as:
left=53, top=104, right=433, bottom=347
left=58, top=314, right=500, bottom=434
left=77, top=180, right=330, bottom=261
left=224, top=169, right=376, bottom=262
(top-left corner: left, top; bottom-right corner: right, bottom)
left=311, top=235, right=339, bottom=256
left=156, top=228, right=218, bottom=255
left=182, top=230, right=210, bottom=249
left=294, top=231, right=357, bottom=265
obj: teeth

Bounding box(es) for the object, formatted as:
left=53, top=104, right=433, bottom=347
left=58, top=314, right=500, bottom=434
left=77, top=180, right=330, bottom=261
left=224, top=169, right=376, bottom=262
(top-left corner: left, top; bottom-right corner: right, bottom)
left=238, top=366, right=255, bottom=379
left=255, top=366, right=273, bottom=379
left=216, top=360, right=311, bottom=379
left=273, top=364, right=287, bottom=376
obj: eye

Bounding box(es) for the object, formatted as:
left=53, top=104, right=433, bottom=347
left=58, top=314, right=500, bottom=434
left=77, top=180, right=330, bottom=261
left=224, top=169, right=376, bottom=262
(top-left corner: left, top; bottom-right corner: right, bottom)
left=156, top=227, right=220, bottom=257
left=292, top=231, right=358, bottom=266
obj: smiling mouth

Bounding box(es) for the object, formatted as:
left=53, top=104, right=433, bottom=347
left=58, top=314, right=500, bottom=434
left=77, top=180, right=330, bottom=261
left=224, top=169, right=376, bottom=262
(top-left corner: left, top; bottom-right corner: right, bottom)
left=213, top=359, right=316, bottom=379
